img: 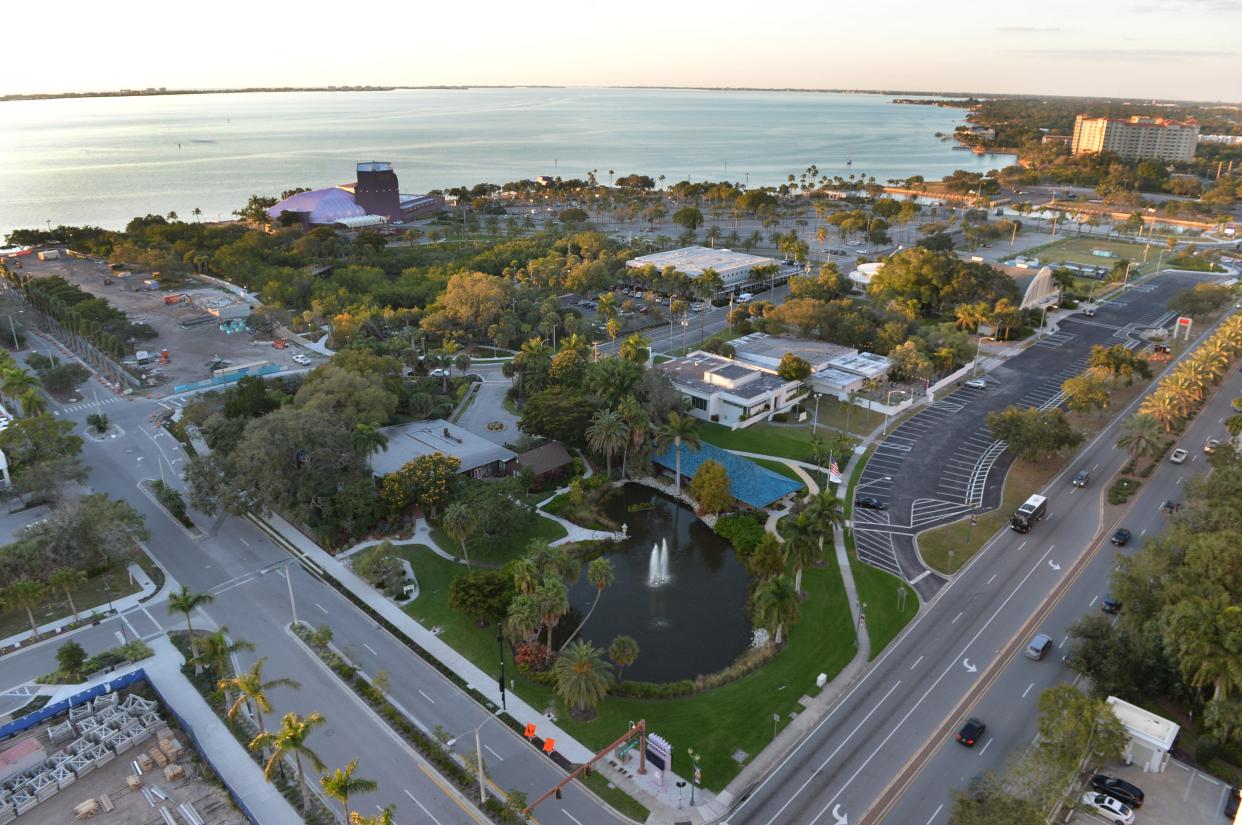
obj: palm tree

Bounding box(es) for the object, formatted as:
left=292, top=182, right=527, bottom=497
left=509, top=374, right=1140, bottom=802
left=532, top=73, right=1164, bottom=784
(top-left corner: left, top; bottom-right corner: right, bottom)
left=1226, top=398, right=1242, bottom=439
left=168, top=586, right=215, bottom=673
left=560, top=558, right=615, bottom=650
left=513, top=337, right=551, bottom=398
left=586, top=409, right=626, bottom=478
left=1138, top=391, right=1185, bottom=433
left=505, top=594, right=542, bottom=645
left=321, top=760, right=378, bottom=823
left=351, top=423, right=388, bottom=457
left=511, top=557, right=540, bottom=597
left=251, top=711, right=326, bottom=811
left=536, top=575, right=569, bottom=652
left=454, top=351, right=471, bottom=377
left=696, top=268, right=725, bottom=344
left=192, top=207, right=202, bottom=222
left=196, top=627, right=255, bottom=688
left=553, top=640, right=614, bottom=719
left=781, top=513, right=822, bottom=595
left=47, top=567, right=86, bottom=624
left=19, top=388, right=47, bottom=417
left=617, top=396, right=649, bottom=479
left=1115, top=414, right=1163, bottom=461
left=653, top=411, right=701, bottom=496
left=1164, top=599, right=1242, bottom=703
left=954, top=303, right=981, bottom=333
left=350, top=806, right=395, bottom=825
left=3, top=580, right=47, bottom=637
left=618, top=333, right=650, bottom=364
left=753, top=575, right=800, bottom=646
left=441, top=501, right=475, bottom=568
left=222, top=657, right=301, bottom=746
left=608, top=635, right=639, bottom=681
left=2, top=368, right=38, bottom=408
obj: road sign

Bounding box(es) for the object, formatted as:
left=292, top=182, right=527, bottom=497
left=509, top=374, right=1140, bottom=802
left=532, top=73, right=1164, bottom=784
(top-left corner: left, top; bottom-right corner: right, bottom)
left=524, top=723, right=537, bottom=739
left=694, top=767, right=701, bottom=785
left=542, top=738, right=556, bottom=753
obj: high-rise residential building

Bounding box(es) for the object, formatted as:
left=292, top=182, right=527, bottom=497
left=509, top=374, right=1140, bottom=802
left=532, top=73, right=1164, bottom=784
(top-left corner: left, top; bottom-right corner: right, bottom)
left=1071, top=115, right=1199, bottom=162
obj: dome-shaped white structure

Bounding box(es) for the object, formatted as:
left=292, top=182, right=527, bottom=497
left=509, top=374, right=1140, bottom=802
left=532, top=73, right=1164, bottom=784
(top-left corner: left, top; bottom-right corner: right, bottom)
left=267, top=188, right=367, bottom=225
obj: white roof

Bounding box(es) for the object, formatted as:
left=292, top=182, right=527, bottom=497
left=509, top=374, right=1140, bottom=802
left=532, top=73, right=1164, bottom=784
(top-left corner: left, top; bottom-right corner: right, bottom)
left=827, top=352, right=890, bottom=379
left=626, top=246, right=775, bottom=276
left=1106, top=697, right=1179, bottom=750
left=333, top=214, right=388, bottom=229
left=371, top=420, right=517, bottom=476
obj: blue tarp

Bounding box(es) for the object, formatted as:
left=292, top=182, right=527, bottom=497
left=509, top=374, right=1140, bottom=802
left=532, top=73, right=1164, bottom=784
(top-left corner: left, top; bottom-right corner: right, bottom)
left=652, top=441, right=802, bottom=508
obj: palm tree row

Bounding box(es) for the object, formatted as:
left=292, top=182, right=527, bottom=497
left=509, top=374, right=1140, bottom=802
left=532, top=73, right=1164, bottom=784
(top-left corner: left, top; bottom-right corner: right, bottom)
left=1, top=566, right=91, bottom=638
left=1136, top=315, right=1242, bottom=433
left=0, top=350, right=48, bottom=417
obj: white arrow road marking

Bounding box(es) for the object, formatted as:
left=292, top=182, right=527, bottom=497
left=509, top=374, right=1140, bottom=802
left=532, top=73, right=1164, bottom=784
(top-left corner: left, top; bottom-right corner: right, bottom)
left=832, top=803, right=848, bottom=824
left=963, top=658, right=977, bottom=673
left=1048, top=560, right=1061, bottom=571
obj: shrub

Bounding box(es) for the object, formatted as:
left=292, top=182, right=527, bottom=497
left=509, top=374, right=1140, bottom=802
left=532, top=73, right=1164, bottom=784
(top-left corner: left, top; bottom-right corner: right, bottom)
left=1107, top=477, right=1141, bottom=505
left=87, top=413, right=110, bottom=434
left=152, top=480, right=193, bottom=528
left=714, top=512, right=766, bottom=556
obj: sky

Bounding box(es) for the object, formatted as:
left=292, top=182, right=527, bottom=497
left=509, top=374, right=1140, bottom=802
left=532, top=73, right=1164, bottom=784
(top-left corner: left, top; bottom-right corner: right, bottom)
left=6, top=0, right=1241, bottom=101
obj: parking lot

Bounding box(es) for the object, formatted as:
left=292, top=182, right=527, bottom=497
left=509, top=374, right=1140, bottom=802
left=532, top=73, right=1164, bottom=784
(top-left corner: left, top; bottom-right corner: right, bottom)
left=15, top=253, right=325, bottom=394
left=851, top=269, right=1217, bottom=598
left=1072, top=760, right=1237, bottom=824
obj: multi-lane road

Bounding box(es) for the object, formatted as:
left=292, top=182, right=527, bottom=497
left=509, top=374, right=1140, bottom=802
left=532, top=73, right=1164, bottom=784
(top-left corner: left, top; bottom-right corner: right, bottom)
left=725, top=275, right=1235, bottom=825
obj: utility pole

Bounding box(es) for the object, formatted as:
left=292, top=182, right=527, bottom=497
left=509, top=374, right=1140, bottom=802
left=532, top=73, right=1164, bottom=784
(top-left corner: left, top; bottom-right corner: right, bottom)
left=285, top=562, right=298, bottom=626
left=475, top=727, right=486, bottom=804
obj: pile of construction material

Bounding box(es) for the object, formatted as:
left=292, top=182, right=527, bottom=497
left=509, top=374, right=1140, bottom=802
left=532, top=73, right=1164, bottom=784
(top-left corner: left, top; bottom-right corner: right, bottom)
left=0, top=693, right=169, bottom=821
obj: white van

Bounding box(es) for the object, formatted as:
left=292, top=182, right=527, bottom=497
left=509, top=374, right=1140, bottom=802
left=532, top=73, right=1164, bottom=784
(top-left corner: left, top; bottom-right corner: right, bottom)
left=737, top=292, right=754, bottom=303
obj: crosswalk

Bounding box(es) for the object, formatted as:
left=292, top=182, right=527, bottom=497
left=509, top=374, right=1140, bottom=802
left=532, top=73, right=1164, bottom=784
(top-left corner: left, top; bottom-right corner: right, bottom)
left=57, top=395, right=123, bottom=414
left=851, top=510, right=904, bottom=577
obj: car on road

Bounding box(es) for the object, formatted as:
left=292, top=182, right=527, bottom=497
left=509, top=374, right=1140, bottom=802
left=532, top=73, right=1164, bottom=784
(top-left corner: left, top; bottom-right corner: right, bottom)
left=855, top=496, right=888, bottom=511
left=1170, top=447, right=1189, bottom=464
left=964, top=378, right=987, bottom=389
left=737, top=292, right=754, bottom=303
left=1160, top=499, right=1182, bottom=514
left=1225, top=786, right=1240, bottom=818
left=1089, top=775, right=1144, bottom=809
left=429, top=368, right=450, bottom=378
left=1111, top=528, right=1132, bottom=546
left=291, top=353, right=311, bottom=366
left=1205, top=438, right=1221, bottom=454
left=955, top=718, right=986, bottom=747
left=1084, top=308, right=1097, bottom=317
left=1080, top=791, right=1135, bottom=824
left=1072, top=470, right=1090, bottom=487
left=1101, top=596, right=1123, bottom=614
left=1025, top=633, right=1053, bottom=661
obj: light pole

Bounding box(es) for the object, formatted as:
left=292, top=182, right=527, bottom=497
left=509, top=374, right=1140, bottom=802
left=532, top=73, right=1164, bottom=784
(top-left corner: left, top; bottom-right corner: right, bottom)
left=285, top=562, right=299, bottom=626
left=104, top=577, right=127, bottom=642
left=812, top=393, right=822, bottom=435
left=496, top=622, right=507, bottom=712
left=1037, top=302, right=1055, bottom=340
left=686, top=747, right=701, bottom=806
left=883, top=390, right=909, bottom=434
left=972, top=336, right=995, bottom=378
left=447, top=721, right=493, bottom=805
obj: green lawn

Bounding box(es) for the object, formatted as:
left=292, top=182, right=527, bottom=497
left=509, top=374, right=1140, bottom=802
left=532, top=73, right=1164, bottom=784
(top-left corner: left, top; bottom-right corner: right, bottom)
left=809, top=397, right=885, bottom=438
left=749, top=457, right=808, bottom=489
left=0, top=562, right=143, bottom=640
left=1024, top=236, right=1161, bottom=275
left=400, top=547, right=855, bottom=791
left=700, top=421, right=817, bottom=461
left=429, top=513, right=567, bottom=567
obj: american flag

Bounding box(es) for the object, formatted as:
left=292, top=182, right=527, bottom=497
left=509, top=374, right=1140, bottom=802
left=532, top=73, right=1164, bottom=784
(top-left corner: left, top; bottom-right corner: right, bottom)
left=828, top=457, right=842, bottom=484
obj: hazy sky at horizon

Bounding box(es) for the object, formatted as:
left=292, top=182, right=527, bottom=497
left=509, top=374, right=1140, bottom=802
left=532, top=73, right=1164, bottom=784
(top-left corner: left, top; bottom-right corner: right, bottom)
left=7, top=0, right=1241, bottom=101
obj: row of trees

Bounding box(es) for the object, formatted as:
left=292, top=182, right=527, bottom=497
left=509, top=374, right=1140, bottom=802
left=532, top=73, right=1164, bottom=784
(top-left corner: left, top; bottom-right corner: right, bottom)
left=1136, top=314, right=1242, bottom=433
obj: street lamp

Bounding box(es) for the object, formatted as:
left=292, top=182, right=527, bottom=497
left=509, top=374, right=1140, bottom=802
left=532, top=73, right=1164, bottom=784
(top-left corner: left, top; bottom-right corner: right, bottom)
left=1122, top=261, right=1136, bottom=290
left=496, top=622, right=507, bottom=712
left=972, top=336, right=995, bottom=378
left=103, top=577, right=127, bottom=642
left=811, top=393, right=822, bottom=435
left=686, top=747, right=701, bottom=806
left=1037, top=303, right=1056, bottom=340
left=447, top=719, right=495, bottom=805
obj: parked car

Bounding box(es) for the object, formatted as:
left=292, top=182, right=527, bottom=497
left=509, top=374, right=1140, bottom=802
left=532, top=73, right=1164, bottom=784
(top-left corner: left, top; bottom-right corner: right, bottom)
left=1160, top=499, right=1183, bottom=514
left=955, top=718, right=986, bottom=747
left=1101, top=596, right=1123, bottom=614
left=1025, top=633, right=1053, bottom=661
left=1225, top=786, right=1240, bottom=818
left=1089, top=775, right=1144, bottom=809
left=291, top=353, right=311, bottom=366
left=964, top=378, right=987, bottom=389
left=855, top=496, right=888, bottom=511
left=1170, top=448, right=1189, bottom=464
left=1073, top=470, right=1090, bottom=487
left=429, top=368, right=450, bottom=378
left=1205, top=438, right=1221, bottom=454
left=1079, top=791, right=1135, bottom=824
left=1111, top=528, right=1132, bottom=546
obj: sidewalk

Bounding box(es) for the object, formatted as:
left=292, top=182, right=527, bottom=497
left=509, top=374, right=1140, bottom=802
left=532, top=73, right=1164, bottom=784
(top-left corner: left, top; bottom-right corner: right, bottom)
left=258, top=513, right=597, bottom=765
left=1, top=562, right=158, bottom=650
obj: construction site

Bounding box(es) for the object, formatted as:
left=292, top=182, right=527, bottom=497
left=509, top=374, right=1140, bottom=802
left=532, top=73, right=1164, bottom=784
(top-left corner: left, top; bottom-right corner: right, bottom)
left=0, top=688, right=240, bottom=825
left=8, top=253, right=323, bottom=395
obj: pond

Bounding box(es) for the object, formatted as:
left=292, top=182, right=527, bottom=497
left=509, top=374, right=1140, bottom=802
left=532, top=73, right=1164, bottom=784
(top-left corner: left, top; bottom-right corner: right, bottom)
left=566, top=483, right=753, bottom=683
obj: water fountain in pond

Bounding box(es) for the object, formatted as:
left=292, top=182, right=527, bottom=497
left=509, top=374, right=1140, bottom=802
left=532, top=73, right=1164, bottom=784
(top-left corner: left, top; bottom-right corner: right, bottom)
left=647, top=538, right=671, bottom=587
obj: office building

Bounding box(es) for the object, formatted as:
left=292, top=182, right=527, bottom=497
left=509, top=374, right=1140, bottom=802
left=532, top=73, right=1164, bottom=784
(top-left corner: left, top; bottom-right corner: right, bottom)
left=626, top=246, right=777, bottom=292
left=1071, top=115, right=1198, bottom=162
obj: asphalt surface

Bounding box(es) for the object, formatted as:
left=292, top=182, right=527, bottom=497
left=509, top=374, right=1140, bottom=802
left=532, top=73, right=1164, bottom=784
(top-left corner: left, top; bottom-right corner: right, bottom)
left=0, top=332, right=623, bottom=825
left=853, top=269, right=1216, bottom=600
left=723, top=292, right=1237, bottom=825
left=880, top=343, right=1242, bottom=825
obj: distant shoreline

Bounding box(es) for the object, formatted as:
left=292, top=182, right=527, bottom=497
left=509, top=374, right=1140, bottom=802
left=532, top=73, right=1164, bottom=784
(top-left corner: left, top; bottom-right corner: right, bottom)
left=3, top=84, right=1231, bottom=106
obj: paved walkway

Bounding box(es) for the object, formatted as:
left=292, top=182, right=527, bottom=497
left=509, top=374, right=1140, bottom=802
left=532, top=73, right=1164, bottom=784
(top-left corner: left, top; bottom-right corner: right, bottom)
left=1, top=562, right=158, bottom=650
left=258, top=513, right=596, bottom=765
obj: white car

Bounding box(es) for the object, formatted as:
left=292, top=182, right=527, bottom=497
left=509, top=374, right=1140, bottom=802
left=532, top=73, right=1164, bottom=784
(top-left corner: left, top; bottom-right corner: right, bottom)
left=1169, top=448, right=1189, bottom=464
left=964, top=379, right=987, bottom=389
left=291, top=354, right=311, bottom=366
left=1079, top=791, right=1134, bottom=824
left=429, top=368, right=451, bottom=378
left=737, top=293, right=754, bottom=303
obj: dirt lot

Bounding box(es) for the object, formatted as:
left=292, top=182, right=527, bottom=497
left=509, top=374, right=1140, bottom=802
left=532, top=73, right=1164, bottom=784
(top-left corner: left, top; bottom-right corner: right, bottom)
left=2, top=691, right=240, bottom=825
left=15, top=254, right=325, bottom=396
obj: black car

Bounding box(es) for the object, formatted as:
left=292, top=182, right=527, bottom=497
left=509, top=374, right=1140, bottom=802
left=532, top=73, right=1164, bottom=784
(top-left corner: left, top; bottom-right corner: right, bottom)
left=1226, top=786, right=1240, bottom=818
left=855, top=496, right=888, bottom=511
left=1090, top=775, right=1144, bottom=808
left=1073, top=470, right=1090, bottom=488
left=955, top=717, right=986, bottom=747
left=1101, top=596, right=1123, bottom=615
left=1160, top=499, right=1183, bottom=514
left=1111, top=528, right=1132, bottom=546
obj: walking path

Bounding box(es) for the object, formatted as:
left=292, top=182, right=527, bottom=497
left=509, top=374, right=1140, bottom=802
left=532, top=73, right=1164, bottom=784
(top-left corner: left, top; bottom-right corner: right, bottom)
left=1, top=563, right=158, bottom=650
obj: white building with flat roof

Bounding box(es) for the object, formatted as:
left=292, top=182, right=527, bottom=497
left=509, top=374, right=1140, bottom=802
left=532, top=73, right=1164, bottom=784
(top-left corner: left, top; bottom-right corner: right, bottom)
left=626, top=246, right=776, bottom=291
left=1105, top=696, right=1178, bottom=774
left=731, top=333, right=855, bottom=373
left=656, top=351, right=806, bottom=429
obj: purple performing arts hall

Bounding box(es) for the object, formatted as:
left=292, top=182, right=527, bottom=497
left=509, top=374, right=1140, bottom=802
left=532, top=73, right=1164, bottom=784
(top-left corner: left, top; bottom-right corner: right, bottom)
left=266, top=162, right=443, bottom=228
